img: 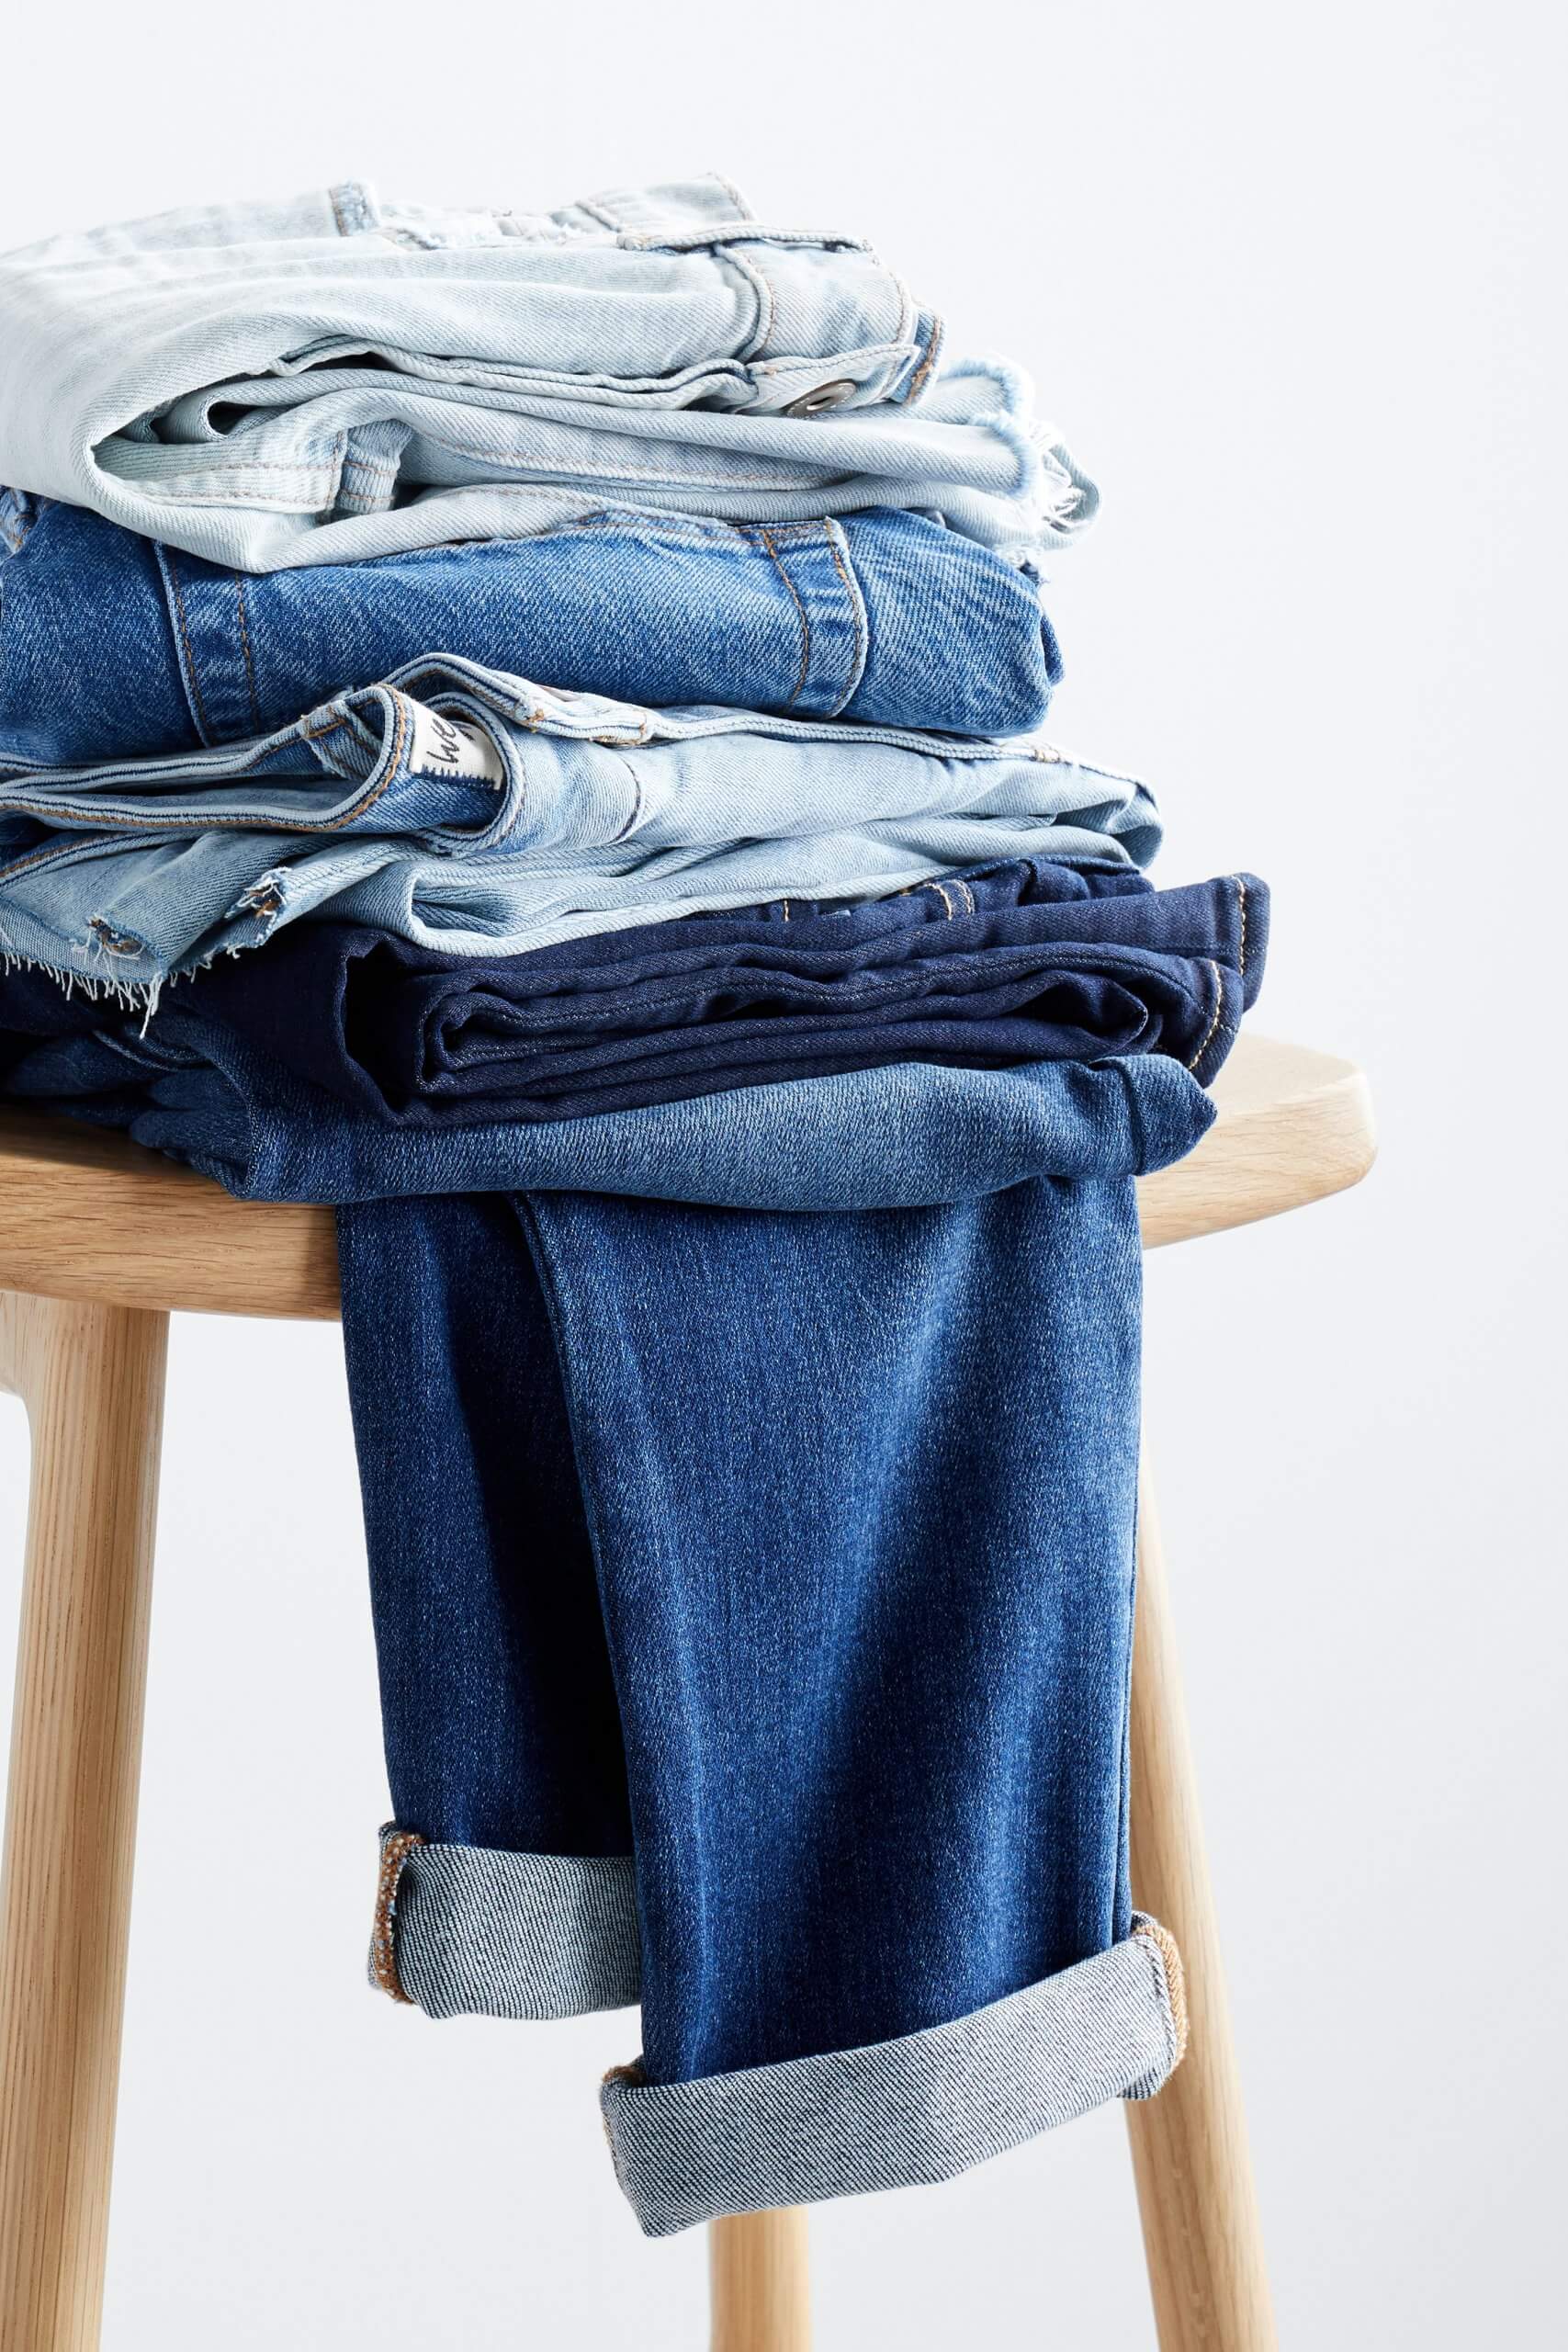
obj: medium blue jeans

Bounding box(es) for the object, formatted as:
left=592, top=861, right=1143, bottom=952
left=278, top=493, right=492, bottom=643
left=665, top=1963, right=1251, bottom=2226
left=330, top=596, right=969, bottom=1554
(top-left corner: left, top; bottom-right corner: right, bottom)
left=0, top=491, right=1062, bottom=763
left=339, top=1061, right=1200, bottom=2231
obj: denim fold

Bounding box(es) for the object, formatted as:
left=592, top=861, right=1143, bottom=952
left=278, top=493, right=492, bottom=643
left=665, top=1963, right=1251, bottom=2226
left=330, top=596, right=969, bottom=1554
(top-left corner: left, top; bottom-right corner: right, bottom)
left=371, top=1831, right=640, bottom=2022
left=599, top=1917, right=1186, bottom=2234
left=2, top=1009, right=1217, bottom=1203
left=0, top=492, right=1062, bottom=761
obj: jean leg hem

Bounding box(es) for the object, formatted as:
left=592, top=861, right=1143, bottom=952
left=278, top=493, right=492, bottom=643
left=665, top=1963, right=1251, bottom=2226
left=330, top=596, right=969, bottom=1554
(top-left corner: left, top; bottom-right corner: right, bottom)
left=369, top=1823, right=640, bottom=2021
left=599, top=1913, right=1187, bottom=2235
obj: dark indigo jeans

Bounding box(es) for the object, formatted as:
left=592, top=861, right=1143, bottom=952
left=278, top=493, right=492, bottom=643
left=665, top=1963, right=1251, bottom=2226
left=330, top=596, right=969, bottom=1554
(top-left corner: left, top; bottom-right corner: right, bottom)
left=161, top=862, right=1265, bottom=1119
left=0, top=490, right=1060, bottom=764
left=0, top=865, right=1263, bottom=1148
left=338, top=1072, right=1201, bottom=2232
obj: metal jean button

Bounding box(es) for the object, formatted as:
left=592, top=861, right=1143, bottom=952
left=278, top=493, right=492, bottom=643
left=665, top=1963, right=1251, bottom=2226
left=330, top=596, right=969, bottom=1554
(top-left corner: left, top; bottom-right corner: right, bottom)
left=783, top=379, right=857, bottom=418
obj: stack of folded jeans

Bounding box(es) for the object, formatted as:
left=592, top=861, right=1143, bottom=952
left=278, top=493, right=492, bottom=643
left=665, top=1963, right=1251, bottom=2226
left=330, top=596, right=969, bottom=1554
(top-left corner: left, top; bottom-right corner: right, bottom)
left=0, top=177, right=1269, bottom=2234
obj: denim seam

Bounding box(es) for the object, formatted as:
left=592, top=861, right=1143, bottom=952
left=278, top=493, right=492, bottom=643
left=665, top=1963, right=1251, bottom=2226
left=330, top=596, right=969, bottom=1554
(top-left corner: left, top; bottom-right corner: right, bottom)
left=820, top=526, right=867, bottom=718
left=757, top=528, right=814, bottom=708
left=708, top=172, right=753, bottom=220
left=719, top=245, right=773, bottom=362
left=901, top=310, right=946, bottom=405
left=1235, top=875, right=1248, bottom=976
left=1185, top=964, right=1224, bottom=1075
left=232, top=575, right=264, bottom=733
left=4, top=691, right=419, bottom=840
left=608, top=752, right=647, bottom=845
left=1117, top=1057, right=1152, bottom=1174
left=369, top=1827, right=426, bottom=2002
left=1130, top=1917, right=1188, bottom=2074
left=160, top=551, right=217, bottom=750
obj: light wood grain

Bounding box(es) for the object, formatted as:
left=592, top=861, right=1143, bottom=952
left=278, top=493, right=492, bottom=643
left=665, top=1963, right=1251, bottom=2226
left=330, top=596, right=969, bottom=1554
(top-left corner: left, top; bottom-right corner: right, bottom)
left=0, top=1112, right=338, bottom=1320
left=0, top=1035, right=1375, bottom=1321
left=0, top=1291, right=167, bottom=2352
left=709, top=2209, right=812, bottom=2352
left=1139, top=1037, right=1374, bottom=1250
left=1125, top=1472, right=1278, bottom=2351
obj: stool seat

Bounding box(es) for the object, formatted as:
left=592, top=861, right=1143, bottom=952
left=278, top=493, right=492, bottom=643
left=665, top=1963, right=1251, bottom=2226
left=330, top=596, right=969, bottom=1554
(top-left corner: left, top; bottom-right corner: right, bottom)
left=0, top=1035, right=1375, bottom=1321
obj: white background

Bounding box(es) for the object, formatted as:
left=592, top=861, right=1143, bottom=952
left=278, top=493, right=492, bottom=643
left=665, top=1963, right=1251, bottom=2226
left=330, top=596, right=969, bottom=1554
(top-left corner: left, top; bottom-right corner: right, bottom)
left=1, top=4, right=1562, bottom=2342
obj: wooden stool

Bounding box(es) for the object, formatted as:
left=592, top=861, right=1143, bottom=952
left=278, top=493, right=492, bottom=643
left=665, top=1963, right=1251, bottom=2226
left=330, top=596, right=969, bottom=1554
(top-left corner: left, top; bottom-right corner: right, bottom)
left=0, top=1035, right=1374, bottom=2352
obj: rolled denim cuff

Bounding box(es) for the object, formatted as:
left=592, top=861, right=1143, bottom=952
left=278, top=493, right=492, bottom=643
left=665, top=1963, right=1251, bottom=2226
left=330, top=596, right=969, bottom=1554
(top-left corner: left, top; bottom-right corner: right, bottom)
left=369, top=1825, right=640, bottom=2021
left=599, top=1917, right=1186, bottom=2237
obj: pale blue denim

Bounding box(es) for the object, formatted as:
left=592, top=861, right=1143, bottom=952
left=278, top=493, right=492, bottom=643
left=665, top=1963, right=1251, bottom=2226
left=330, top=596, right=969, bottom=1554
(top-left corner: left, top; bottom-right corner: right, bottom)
left=0, top=660, right=1159, bottom=998
left=342, top=1162, right=1192, bottom=2231
left=0, top=175, right=1093, bottom=573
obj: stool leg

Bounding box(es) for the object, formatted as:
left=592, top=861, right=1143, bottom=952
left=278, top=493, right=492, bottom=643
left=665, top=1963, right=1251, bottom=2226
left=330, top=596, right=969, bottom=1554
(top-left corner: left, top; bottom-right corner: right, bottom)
left=0, top=1291, right=168, bottom=2352
left=1124, top=1465, right=1277, bottom=2351
left=709, top=2209, right=812, bottom=2352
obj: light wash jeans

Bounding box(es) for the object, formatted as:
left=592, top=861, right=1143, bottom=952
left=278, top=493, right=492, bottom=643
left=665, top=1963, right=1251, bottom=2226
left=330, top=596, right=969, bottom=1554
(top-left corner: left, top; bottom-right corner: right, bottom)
left=0, top=660, right=1160, bottom=999
left=0, top=175, right=1094, bottom=573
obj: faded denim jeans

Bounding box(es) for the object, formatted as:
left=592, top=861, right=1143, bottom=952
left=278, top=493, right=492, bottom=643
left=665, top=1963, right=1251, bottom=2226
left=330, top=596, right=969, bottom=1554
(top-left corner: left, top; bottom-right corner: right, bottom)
left=0, top=661, right=1159, bottom=999
left=0, top=175, right=1093, bottom=572
left=339, top=1051, right=1207, bottom=2230
left=0, top=490, right=1063, bottom=762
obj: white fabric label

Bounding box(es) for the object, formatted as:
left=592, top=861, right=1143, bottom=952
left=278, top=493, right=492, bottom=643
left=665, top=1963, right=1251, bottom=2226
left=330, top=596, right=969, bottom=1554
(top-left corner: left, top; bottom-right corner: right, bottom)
left=403, top=699, right=505, bottom=786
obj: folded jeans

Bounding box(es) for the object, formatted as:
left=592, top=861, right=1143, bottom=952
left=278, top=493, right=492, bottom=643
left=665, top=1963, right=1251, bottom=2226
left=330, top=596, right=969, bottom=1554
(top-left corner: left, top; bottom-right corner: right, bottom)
left=0, top=492, right=1063, bottom=763
left=155, top=861, right=1265, bottom=1119
left=0, top=175, right=1092, bottom=573
left=0, top=1013, right=1217, bottom=1204
left=0, top=660, right=1160, bottom=995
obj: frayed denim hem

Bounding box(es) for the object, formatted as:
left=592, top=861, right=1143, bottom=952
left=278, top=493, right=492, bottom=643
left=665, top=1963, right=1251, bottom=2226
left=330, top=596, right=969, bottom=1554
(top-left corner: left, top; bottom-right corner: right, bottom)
left=599, top=1915, right=1187, bottom=2236
left=369, top=1825, right=639, bottom=2021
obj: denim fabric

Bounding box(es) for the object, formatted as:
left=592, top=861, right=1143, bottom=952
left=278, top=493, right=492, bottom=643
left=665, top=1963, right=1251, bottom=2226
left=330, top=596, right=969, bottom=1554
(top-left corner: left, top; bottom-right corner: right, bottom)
left=601, top=1921, right=1183, bottom=2233
left=165, top=865, right=1264, bottom=1118
left=0, top=996, right=1216, bottom=1203
left=374, top=1831, right=642, bottom=2023
left=0, top=175, right=1093, bottom=572
left=339, top=1150, right=1189, bottom=2227
left=0, top=661, right=1159, bottom=997
left=0, top=492, right=1062, bottom=762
